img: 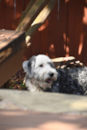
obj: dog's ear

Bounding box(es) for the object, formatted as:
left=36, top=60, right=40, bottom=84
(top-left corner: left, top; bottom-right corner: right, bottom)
left=26, top=56, right=36, bottom=78
left=28, top=56, right=36, bottom=68
left=22, top=60, right=29, bottom=73
left=22, top=56, right=36, bottom=78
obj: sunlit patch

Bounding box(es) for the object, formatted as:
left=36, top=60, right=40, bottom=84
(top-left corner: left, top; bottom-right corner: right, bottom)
left=65, top=46, right=69, bottom=57
left=38, top=20, right=49, bottom=31
left=66, top=46, right=69, bottom=53
left=63, top=34, right=70, bottom=56
left=83, top=7, right=87, bottom=25
left=71, top=100, right=87, bottom=110
left=63, top=33, right=66, bottom=42
left=67, top=37, right=69, bottom=44
left=46, top=53, right=49, bottom=56
left=78, top=34, right=83, bottom=55
left=49, top=44, right=55, bottom=53
left=78, top=43, right=83, bottom=55
left=65, top=54, right=69, bottom=57
left=65, top=0, right=69, bottom=3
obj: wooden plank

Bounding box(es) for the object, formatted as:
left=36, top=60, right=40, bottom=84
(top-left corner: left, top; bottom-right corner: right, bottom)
left=0, top=30, right=15, bottom=42
left=74, top=0, right=84, bottom=62
left=66, top=0, right=76, bottom=57
left=0, top=0, right=6, bottom=29
left=40, top=19, right=49, bottom=55
left=23, top=45, right=32, bottom=61
left=14, top=0, right=24, bottom=29
left=23, top=30, right=40, bottom=61
left=0, top=30, right=25, bottom=64
left=31, top=30, right=40, bottom=55
left=23, top=0, right=59, bottom=60
left=26, top=0, right=57, bottom=44
left=82, top=0, right=87, bottom=66
left=56, top=0, right=67, bottom=57
left=16, top=0, right=50, bottom=31
left=48, top=1, right=58, bottom=58
left=20, top=0, right=34, bottom=23
left=0, top=47, right=25, bottom=87
left=5, top=0, right=14, bottom=29
left=0, top=0, right=30, bottom=30
left=23, top=0, right=31, bottom=10
left=20, top=0, right=32, bottom=61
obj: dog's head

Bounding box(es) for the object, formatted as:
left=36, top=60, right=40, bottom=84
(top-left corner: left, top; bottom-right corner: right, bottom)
left=23, top=55, right=58, bottom=89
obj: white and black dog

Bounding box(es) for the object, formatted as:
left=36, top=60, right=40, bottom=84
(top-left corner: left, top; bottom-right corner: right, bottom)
left=23, top=54, right=87, bottom=95
left=22, top=54, right=58, bottom=92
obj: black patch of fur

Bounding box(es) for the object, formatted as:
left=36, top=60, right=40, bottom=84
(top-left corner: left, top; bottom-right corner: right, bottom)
left=50, top=67, right=87, bottom=95
left=27, top=56, right=36, bottom=78
left=48, top=62, right=55, bottom=68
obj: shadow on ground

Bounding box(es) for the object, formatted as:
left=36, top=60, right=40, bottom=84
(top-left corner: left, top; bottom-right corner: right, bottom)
left=0, top=111, right=87, bottom=130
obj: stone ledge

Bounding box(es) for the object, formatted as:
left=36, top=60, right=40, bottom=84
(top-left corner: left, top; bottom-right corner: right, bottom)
left=0, top=90, right=87, bottom=115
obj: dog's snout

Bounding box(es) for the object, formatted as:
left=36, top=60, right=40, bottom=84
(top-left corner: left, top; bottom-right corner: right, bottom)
left=49, top=72, right=54, bottom=77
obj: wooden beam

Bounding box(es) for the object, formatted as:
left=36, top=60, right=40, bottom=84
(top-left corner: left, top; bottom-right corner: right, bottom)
left=16, top=0, right=50, bottom=32
left=0, top=30, right=25, bottom=64
left=0, top=47, right=25, bottom=87
left=19, top=0, right=36, bottom=23
left=0, top=30, right=26, bottom=87
left=26, top=0, right=57, bottom=44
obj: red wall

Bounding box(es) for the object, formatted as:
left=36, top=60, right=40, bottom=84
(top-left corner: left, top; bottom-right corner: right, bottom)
left=1, top=0, right=87, bottom=65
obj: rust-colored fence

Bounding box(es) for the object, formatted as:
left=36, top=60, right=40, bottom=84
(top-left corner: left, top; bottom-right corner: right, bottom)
left=0, top=0, right=87, bottom=65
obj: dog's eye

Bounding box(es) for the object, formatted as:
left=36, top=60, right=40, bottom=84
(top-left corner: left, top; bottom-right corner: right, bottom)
left=39, top=64, right=43, bottom=67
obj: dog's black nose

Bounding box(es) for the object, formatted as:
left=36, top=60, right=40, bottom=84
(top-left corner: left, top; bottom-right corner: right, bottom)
left=49, top=72, right=54, bottom=77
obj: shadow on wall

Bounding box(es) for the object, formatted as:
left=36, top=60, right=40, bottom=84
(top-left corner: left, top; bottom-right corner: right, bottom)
left=82, top=2, right=87, bottom=65
left=58, top=0, right=87, bottom=66
left=1, top=0, right=87, bottom=66
left=24, top=0, right=87, bottom=67
left=0, top=0, right=28, bottom=30
left=50, top=0, right=87, bottom=66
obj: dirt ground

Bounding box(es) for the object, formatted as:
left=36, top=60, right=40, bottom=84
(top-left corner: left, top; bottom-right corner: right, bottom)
left=3, top=69, right=27, bottom=90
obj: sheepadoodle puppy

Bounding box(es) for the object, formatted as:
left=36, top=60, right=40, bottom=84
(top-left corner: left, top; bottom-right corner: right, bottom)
left=22, top=54, right=58, bottom=92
